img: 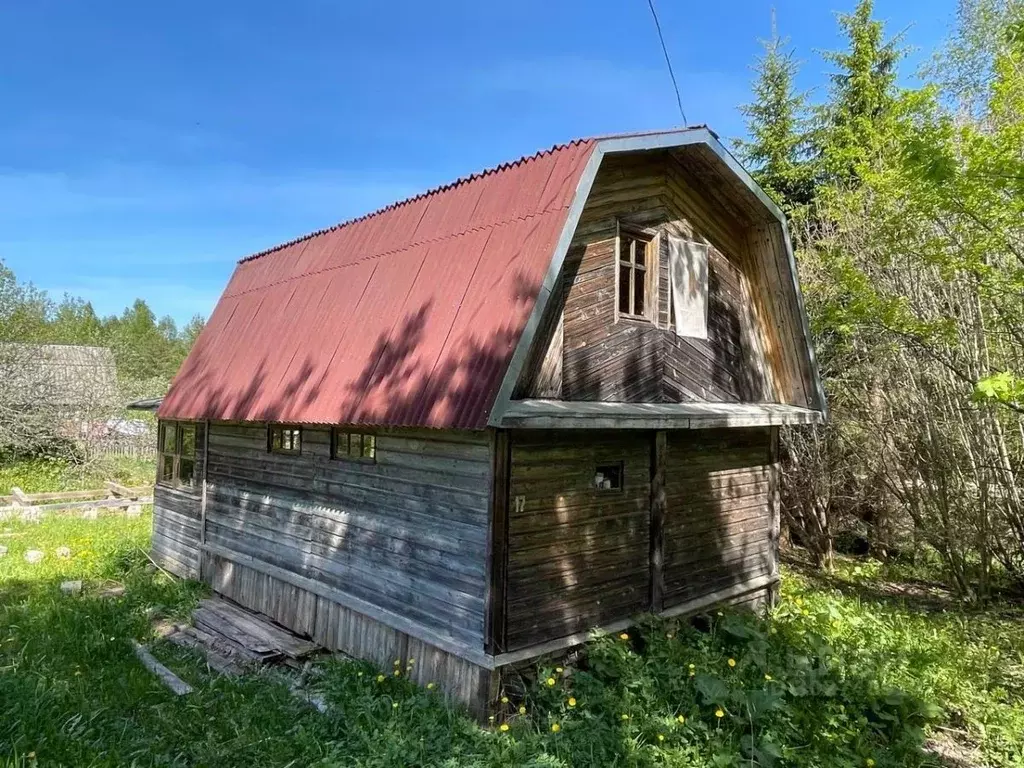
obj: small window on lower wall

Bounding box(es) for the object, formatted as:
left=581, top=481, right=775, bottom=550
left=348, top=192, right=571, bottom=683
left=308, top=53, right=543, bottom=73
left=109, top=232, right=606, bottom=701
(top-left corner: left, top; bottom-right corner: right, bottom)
left=158, top=421, right=197, bottom=490
left=594, top=462, right=623, bottom=491
left=269, top=425, right=302, bottom=454
left=332, top=429, right=376, bottom=462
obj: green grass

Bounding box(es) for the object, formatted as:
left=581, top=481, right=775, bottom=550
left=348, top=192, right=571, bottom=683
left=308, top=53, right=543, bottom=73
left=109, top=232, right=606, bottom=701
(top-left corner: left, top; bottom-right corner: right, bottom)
left=0, top=456, right=155, bottom=495
left=2, top=512, right=1023, bottom=766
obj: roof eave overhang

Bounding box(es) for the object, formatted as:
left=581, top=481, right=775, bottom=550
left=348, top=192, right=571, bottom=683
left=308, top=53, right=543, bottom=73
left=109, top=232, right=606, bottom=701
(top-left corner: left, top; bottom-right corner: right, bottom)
left=486, top=128, right=827, bottom=427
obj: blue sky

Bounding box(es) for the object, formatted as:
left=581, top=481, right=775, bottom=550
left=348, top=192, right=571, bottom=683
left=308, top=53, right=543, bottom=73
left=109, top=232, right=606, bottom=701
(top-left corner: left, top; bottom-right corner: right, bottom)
left=0, top=0, right=957, bottom=326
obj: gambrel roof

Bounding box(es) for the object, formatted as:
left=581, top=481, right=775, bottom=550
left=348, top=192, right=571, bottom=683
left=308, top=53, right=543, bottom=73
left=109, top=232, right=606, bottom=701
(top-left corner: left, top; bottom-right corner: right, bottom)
left=159, top=128, right=824, bottom=429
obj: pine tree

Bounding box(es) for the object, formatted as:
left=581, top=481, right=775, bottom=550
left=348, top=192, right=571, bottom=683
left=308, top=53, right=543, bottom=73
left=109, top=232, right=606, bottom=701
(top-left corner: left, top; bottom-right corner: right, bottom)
left=735, top=14, right=814, bottom=210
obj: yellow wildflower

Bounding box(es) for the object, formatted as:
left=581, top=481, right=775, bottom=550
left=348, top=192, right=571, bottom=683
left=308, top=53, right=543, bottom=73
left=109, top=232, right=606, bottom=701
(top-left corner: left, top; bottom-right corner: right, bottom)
left=764, top=674, right=773, bottom=681
left=688, top=663, right=695, bottom=670
left=727, top=658, right=736, bottom=668
left=393, top=659, right=401, bottom=666
left=866, top=761, right=875, bottom=768
left=666, top=632, right=673, bottom=639
left=551, top=723, right=561, bottom=733
left=568, top=697, right=576, bottom=707
left=555, top=666, right=563, bottom=673
left=657, top=734, right=665, bottom=742
left=546, top=677, right=556, bottom=687
left=519, top=705, right=527, bottom=715
left=393, top=669, right=401, bottom=677
left=619, top=632, right=629, bottom=641
left=796, top=598, right=803, bottom=607
left=715, top=708, right=725, bottom=718
left=499, top=723, right=509, bottom=732
left=392, top=702, right=398, bottom=709
left=407, top=658, right=415, bottom=665
left=716, top=611, right=723, bottom=617
left=489, top=715, right=495, bottom=723
left=501, top=696, right=509, bottom=704
left=427, top=682, right=435, bottom=690
left=376, top=674, right=385, bottom=683
left=676, top=714, right=685, bottom=724
left=620, top=713, right=630, bottom=721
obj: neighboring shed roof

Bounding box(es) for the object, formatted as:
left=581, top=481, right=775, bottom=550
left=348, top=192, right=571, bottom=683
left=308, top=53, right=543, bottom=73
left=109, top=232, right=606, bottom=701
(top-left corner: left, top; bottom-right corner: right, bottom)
left=0, top=343, right=119, bottom=411
left=160, top=138, right=599, bottom=429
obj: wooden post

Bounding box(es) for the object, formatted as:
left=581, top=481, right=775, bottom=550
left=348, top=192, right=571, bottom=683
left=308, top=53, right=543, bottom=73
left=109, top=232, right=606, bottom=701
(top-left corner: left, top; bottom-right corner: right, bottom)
left=484, top=429, right=510, bottom=655
left=198, top=419, right=211, bottom=581
left=768, top=426, right=781, bottom=578
left=649, top=430, right=667, bottom=614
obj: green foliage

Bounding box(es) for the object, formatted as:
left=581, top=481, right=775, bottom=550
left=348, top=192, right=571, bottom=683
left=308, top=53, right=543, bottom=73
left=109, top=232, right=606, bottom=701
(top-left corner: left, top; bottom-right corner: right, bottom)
left=0, top=259, right=203, bottom=388
left=0, top=456, right=155, bottom=494
left=735, top=24, right=815, bottom=210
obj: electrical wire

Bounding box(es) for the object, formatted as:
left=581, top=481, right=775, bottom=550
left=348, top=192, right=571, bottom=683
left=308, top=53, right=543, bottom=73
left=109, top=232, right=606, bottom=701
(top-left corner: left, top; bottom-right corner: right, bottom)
left=646, top=0, right=688, bottom=126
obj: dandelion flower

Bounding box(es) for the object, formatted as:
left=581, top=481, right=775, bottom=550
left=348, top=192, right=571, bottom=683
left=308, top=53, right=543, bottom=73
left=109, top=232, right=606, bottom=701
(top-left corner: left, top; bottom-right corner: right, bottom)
left=555, top=666, right=563, bottom=673
left=764, top=674, right=773, bottom=681
left=357, top=671, right=363, bottom=678
left=620, top=713, right=630, bottom=721
left=407, top=658, right=415, bottom=665
left=716, top=611, right=723, bottom=617
left=676, top=714, right=685, bottom=724
left=866, top=761, right=875, bottom=768
left=427, top=682, right=435, bottom=690
left=715, top=708, right=725, bottom=718
left=376, top=674, right=385, bottom=683
left=519, top=706, right=527, bottom=715
left=568, top=697, right=576, bottom=707
left=551, top=723, right=561, bottom=733
left=546, top=677, right=556, bottom=687
left=501, top=696, right=509, bottom=704
left=727, top=658, right=736, bottom=668
left=796, top=598, right=803, bottom=607
left=489, top=715, right=495, bottom=723
left=392, top=702, right=398, bottom=709
left=688, top=663, right=695, bottom=670
left=666, top=632, right=673, bottom=639
left=657, top=734, right=665, bottom=742
left=393, top=669, right=401, bottom=677
left=393, top=659, right=401, bottom=666
left=619, top=633, right=629, bottom=641
left=499, top=723, right=509, bottom=732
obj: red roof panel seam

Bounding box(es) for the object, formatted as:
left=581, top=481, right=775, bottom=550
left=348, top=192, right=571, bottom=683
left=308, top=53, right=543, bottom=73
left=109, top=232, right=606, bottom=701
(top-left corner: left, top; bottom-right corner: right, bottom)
left=221, top=205, right=574, bottom=300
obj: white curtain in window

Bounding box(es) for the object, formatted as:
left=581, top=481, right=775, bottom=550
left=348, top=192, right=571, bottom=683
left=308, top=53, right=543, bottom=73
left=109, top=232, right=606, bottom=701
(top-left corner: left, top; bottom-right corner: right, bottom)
left=669, top=235, right=709, bottom=340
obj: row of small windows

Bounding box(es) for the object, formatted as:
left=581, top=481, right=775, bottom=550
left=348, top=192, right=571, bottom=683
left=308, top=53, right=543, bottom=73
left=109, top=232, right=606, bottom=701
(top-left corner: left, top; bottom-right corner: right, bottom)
left=268, top=424, right=376, bottom=462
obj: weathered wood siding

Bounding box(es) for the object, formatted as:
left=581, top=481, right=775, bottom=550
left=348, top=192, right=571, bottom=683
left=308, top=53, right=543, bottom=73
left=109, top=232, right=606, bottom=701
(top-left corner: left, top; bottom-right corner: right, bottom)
left=202, top=424, right=491, bottom=649
left=517, top=150, right=785, bottom=405
left=204, top=549, right=496, bottom=717
left=662, top=428, right=778, bottom=608
left=504, top=430, right=651, bottom=651
left=151, top=421, right=205, bottom=578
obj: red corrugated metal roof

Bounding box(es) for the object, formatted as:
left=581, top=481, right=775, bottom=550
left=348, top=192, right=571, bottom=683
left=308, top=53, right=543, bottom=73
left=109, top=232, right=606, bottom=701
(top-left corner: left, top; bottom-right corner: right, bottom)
left=159, top=137, right=598, bottom=429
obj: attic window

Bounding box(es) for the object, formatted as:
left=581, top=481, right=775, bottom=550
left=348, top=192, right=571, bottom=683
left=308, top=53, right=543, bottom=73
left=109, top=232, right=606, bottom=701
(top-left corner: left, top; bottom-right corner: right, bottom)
left=617, top=229, right=652, bottom=320
left=594, top=462, right=623, bottom=491
left=269, top=425, right=302, bottom=455
left=332, top=429, right=376, bottom=462
left=158, top=421, right=196, bottom=489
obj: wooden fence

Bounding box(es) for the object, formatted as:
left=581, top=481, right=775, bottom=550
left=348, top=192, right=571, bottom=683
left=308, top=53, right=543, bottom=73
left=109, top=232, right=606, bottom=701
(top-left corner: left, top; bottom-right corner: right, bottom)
left=0, top=482, right=154, bottom=521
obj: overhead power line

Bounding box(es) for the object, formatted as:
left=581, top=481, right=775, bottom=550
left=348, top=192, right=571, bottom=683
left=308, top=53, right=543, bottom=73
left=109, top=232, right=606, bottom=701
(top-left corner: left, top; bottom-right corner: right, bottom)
left=645, top=0, right=688, bottom=126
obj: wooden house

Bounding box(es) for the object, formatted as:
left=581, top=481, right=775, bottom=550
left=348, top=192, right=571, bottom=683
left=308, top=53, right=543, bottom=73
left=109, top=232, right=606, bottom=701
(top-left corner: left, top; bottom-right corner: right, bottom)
left=152, top=128, right=826, bottom=715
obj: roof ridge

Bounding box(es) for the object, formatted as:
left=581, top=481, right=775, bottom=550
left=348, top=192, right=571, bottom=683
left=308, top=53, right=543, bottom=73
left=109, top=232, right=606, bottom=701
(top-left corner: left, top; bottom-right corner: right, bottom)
left=238, top=137, right=595, bottom=265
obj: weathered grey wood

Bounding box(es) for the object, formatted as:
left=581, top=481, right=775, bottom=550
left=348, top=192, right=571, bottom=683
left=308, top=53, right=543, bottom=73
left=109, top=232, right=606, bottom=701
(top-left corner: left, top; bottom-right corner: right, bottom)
left=649, top=430, right=666, bottom=613
left=132, top=642, right=193, bottom=695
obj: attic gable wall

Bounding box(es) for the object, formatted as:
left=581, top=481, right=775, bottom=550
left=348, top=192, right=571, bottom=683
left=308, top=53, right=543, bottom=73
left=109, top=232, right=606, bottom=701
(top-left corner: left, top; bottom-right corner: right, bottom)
left=514, top=149, right=787, bottom=405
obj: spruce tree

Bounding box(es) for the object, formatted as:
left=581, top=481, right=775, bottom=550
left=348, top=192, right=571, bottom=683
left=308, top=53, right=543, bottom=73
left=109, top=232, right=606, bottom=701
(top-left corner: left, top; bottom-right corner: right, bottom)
left=735, top=16, right=814, bottom=210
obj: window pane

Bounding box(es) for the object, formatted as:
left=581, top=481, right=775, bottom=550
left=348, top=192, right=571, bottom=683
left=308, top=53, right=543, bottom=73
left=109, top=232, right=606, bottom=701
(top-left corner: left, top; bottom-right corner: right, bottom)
left=334, top=430, right=347, bottom=458
left=635, top=238, right=647, bottom=267
left=271, top=428, right=282, bottom=450
left=161, top=424, right=176, bottom=453
left=350, top=433, right=362, bottom=457
left=362, top=434, right=375, bottom=459
left=619, top=235, right=633, bottom=264
left=286, top=429, right=300, bottom=452
left=159, top=454, right=175, bottom=483
left=633, top=268, right=645, bottom=316
left=180, top=424, right=196, bottom=457
left=618, top=265, right=632, bottom=314
left=595, top=463, right=623, bottom=490
left=179, top=458, right=195, bottom=487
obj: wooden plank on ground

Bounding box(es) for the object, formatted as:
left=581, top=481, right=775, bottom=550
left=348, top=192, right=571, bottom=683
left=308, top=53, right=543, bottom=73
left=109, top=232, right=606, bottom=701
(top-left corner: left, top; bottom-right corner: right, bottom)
left=132, top=641, right=193, bottom=695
